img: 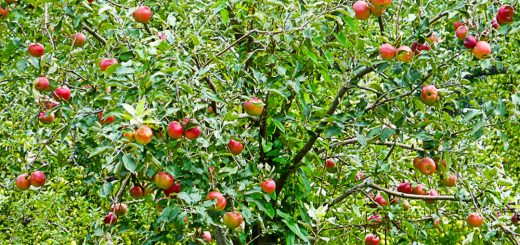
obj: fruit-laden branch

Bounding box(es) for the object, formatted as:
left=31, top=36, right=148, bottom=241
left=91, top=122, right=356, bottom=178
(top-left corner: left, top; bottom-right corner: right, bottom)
left=82, top=23, right=107, bottom=46
left=275, top=66, right=376, bottom=195
left=317, top=137, right=425, bottom=154
left=499, top=223, right=520, bottom=245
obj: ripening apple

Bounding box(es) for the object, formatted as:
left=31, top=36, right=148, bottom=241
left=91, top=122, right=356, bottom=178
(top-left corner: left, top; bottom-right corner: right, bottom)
left=453, top=21, right=463, bottom=31
left=455, top=26, right=468, bottom=40
left=185, top=127, right=201, bottom=140
left=53, top=87, right=71, bottom=101
left=370, top=0, right=392, bottom=10
left=260, top=179, right=276, bottom=194
left=369, top=5, right=385, bottom=17
left=30, top=171, right=46, bottom=187
left=87, top=0, right=94, bottom=3
left=104, top=212, right=117, bottom=225
left=71, top=33, right=86, bottom=47
left=496, top=5, right=514, bottom=25
left=425, top=189, right=438, bottom=204
left=411, top=41, right=431, bottom=54
left=367, top=215, right=382, bottom=224
left=243, top=98, right=264, bottom=116
left=403, top=200, right=410, bottom=210
left=129, top=185, right=145, bottom=199
left=44, top=100, right=59, bottom=109
left=442, top=174, right=458, bottom=187
left=39, top=111, right=55, bottom=124
left=413, top=157, right=422, bottom=168
left=355, top=171, right=365, bottom=181
left=379, top=43, right=395, bottom=60
left=164, top=181, right=181, bottom=196
left=155, top=172, right=174, bottom=190
left=100, top=58, right=118, bottom=71
left=133, top=6, right=152, bottom=24
left=413, top=183, right=428, bottom=195
left=15, top=174, right=30, bottom=190
left=110, top=203, right=128, bottom=215
left=135, top=125, right=153, bottom=144
left=223, top=211, right=243, bottom=229
left=396, top=182, right=412, bottom=194
left=374, top=194, right=388, bottom=206
left=34, top=77, right=50, bottom=91
left=99, top=111, right=115, bottom=125
left=123, top=131, right=135, bottom=142
left=0, top=6, right=8, bottom=19
left=364, top=234, right=380, bottom=245
left=396, top=46, right=413, bottom=62
left=324, top=158, right=337, bottom=173
left=206, top=191, right=227, bottom=211
left=228, top=139, right=244, bottom=155
left=167, top=121, right=183, bottom=139
left=417, top=157, right=436, bottom=175
left=352, top=1, right=371, bottom=20
left=420, top=85, right=439, bottom=106
left=28, top=43, right=44, bottom=57
left=467, top=213, right=484, bottom=227
left=463, top=35, right=477, bottom=49
left=473, top=41, right=491, bottom=59
left=201, top=231, right=212, bottom=242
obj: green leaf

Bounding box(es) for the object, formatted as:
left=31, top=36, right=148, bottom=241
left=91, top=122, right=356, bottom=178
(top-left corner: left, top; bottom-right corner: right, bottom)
left=122, top=154, right=137, bottom=173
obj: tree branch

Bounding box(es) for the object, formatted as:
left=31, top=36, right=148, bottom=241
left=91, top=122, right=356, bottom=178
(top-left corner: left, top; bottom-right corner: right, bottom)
left=82, top=23, right=107, bottom=46
left=377, top=17, right=384, bottom=35
left=463, top=66, right=519, bottom=79
left=429, top=11, right=449, bottom=25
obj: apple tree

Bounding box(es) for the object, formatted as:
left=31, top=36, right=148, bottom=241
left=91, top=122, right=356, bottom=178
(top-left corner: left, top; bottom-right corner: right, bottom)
left=0, top=0, right=519, bottom=244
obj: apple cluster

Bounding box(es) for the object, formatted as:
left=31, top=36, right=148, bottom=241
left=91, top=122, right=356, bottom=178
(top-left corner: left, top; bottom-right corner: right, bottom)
left=15, top=171, right=46, bottom=190
left=453, top=22, right=492, bottom=60
left=352, top=0, right=392, bottom=20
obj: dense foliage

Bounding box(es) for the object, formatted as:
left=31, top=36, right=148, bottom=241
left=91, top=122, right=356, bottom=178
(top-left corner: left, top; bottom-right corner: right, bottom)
left=0, top=0, right=519, bottom=244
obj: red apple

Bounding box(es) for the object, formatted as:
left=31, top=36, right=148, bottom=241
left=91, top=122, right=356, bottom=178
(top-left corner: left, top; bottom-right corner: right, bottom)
left=34, top=77, right=50, bottom=91
left=222, top=211, right=243, bottom=229
left=425, top=189, right=438, bottom=204
left=28, top=43, right=44, bottom=57
left=403, top=200, right=410, bottom=210
left=99, top=111, right=115, bottom=125
left=373, top=194, right=388, bottom=206
left=44, top=100, right=59, bottom=109
left=0, top=6, right=8, bottom=19
left=39, top=111, right=55, bottom=124
left=473, top=41, right=491, bottom=59
left=243, top=98, right=264, bottom=116
left=130, top=185, right=145, bottom=199
left=352, top=1, right=371, bottom=20
left=442, top=174, right=457, bottom=187
left=201, top=231, right=212, bottom=242
left=364, top=234, right=380, bottom=245
left=100, top=58, right=118, bottom=71
left=463, top=35, right=477, bottom=49
left=133, top=6, right=152, bottom=24
left=87, top=0, right=94, bottom=3
left=30, top=171, right=46, bottom=187
left=167, top=121, right=183, bottom=139
left=155, top=171, right=174, bottom=190
left=15, top=174, right=30, bottom=190
left=123, top=131, right=135, bottom=142
left=453, top=21, right=463, bottom=31
left=417, top=157, right=436, bottom=175
left=164, top=181, right=181, bottom=196
left=207, top=191, right=227, bottom=211
left=185, top=127, right=201, bottom=140
left=228, top=139, right=244, bottom=155
left=260, top=179, right=276, bottom=194
left=110, top=203, right=128, bottom=215
left=53, top=87, right=71, bottom=101
left=71, top=33, right=86, bottom=47
left=104, top=212, right=117, bottom=225
left=467, top=213, right=484, bottom=227
left=496, top=5, right=514, bottom=25
left=355, top=171, right=365, bottom=181
left=396, top=46, right=413, bottom=62
left=420, top=85, right=439, bottom=106
left=413, top=183, right=428, bottom=195
left=455, top=26, right=468, bottom=40
left=379, top=43, right=395, bottom=60
left=491, top=18, right=499, bottom=30
left=411, top=41, right=431, bottom=54
left=512, top=213, right=519, bottom=224
left=135, top=125, right=153, bottom=144
left=396, top=182, right=412, bottom=194
left=367, top=215, right=382, bottom=224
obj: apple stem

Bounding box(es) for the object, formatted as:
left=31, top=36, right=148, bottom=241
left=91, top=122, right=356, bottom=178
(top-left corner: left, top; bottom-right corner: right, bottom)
left=144, top=23, right=152, bottom=35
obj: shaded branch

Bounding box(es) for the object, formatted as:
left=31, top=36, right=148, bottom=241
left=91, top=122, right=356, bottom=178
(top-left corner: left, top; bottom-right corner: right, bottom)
left=463, top=66, right=519, bottom=79
left=82, top=23, right=107, bottom=46
left=429, top=11, right=449, bottom=25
